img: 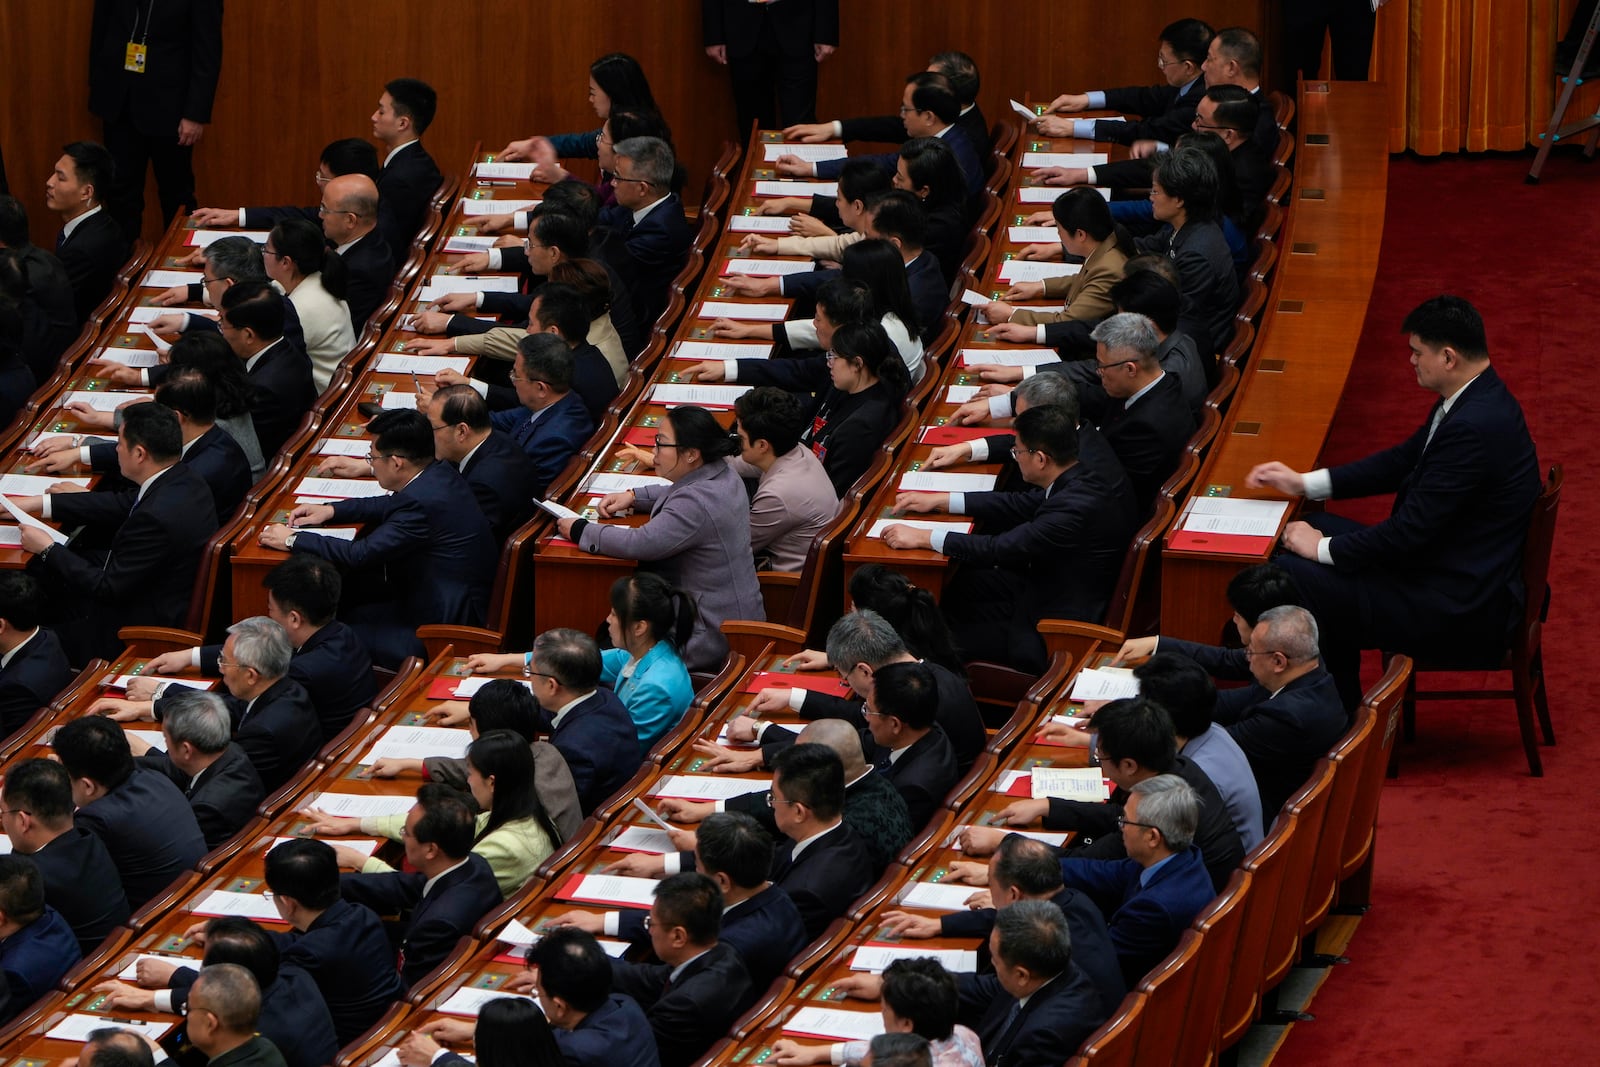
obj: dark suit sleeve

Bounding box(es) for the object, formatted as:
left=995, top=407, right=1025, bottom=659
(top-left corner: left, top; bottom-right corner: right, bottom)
left=339, top=870, right=424, bottom=918
left=243, top=205, right=321, bottom=229
left=1042, top=798, right=1120, bottom=837
left=1090, top=157, right=1157, bottom=189
left=735, top=354, right=829, bottom=391
left=608, top=959, right=670, bottom=1010
left=1325, top=421, right=1480, bottom=571
left=815, top=152, right=895, bottom=181
left=183, top=1, right=224, bottom=123
left=480, top=292, right=535, bottom=319
left=1158, top=638, right=1251, bottom=680
left=1101, top=84, right=1178, bottom=119
left=702, top=0, right=726, bottom=46
left=293, top=498, right=424, bottom=568
left=838, top=115, right=908, bottom=143
left=940, top=906, right=997, bottom=939
left=446, top=315, right=498, bottom=338
left=954, top=971, right=1001, bottom=1031
left=38, top=502, right=167, bottom=606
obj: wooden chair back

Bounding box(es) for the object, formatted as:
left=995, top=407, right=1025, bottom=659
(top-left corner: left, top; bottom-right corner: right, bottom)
left=1102, top=495, right=1177, bottom=639
left=721, top=620, right=808, bottom=660
left=1175, top=868, right=1251, bottom=1065
left=1262, top=760, right=1335, bottom=992
left=1206, top=361, right=1242, bottom=413
left=1339, top=655, right=1411, bottom=904
left=1265, top=165, right=1293, bottom=206
left=1067, top=991, right=1146, bottom=1067
left=1218, top=812, right=1296, bottom=1049
left=1235, top=274, right=1268, bottom=326
left=1129, top=930, right=1202, bottom=1065
left=1299, top=706, right=1375, bottom=942
left=990, top=120, right=1020, bottom=163
left=1222, top=320, right=1254, bottom=368
left=1249, top=235, right=1279, bottom=284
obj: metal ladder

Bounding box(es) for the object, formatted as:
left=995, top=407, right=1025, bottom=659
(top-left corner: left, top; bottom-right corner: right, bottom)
left=1529, top=2, right=1600, bottom=183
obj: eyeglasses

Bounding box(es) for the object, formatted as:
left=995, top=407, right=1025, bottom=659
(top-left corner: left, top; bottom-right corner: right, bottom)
left=507, top=371, right=550, bottom=387
left=317, top=204, right=355, bottom=217
left=1190, top=121, right=1231, bottom=132
left=765, top=791, right=801, bottom=808
left=613, top=174, right=653, bottom=187
left=313, top=172, right=331, bottom=186
left=1009, top=445, right=1039, bottom=460
left=216, top=656, right=238, bottom=671
left=1117, top=815, right=1160, bottom=831
left=428, top=422, right=451, bottom=433
left=1094, top=359, right=1134, bottom=374
left=653, top=437, right=680, bottom=450
left=201, top=274, right=225, bottom=287
left=596, top=130, right=613, bottom=146
left=1243, top=648, right=1285, bottom=658
left=262, top=247, right=288, bottom=260
left=1156, top=53, right=1186, bottom=69
left=0, top=807, right=28, bottom=817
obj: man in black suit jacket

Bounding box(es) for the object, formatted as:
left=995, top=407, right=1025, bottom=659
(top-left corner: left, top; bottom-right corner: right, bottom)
left=703, top=0, right=838, bottom=133
left=214, top=280, right=317, bottom=460
left=88, top=0, right=222, bottom=237
left=499, top=929, right=659, bottom=1067
left=787, top=50, right=991, bottom=158
left=1035, top=19, right=1212, bottom=147
left=0, top=759, right=131, bottom=953
left=0, top=575, right=73, bottom=737
left=759, top=744, right=877, bottom=939
left=801, top=74, right=984, bottom=201
left=1248, top=295, right=1543, bottom=707
left=371, top=78, right=444, bottom=255
left=20, top=402, right=217, bottom=664
left=44, top=142, right=129, bottom=323
left=321, top=173, right=397, bottom=334
left=263, top=409, right=498, bottom=668
left=0, top=198, right=79, bottom=379
left=595, top=137, right=692, bottom=331
left=134, top=689, right=264, bottom=849
left=609, top=873, right=755, bottom=1067
left=52, top=717, right=208, bottom=910
left=525, top=629, right=641, bottom=814
left=339, top=786, right=503, bottom=987
left=1081, top=313, right=1196, bottom=514
left=884, top=405, right=1139, bottom=673
left=427, top=385, right=538, bottom=541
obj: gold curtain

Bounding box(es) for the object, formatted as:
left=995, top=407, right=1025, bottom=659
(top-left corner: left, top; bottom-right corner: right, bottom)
left=1373, top=0, right=1595, bottom=153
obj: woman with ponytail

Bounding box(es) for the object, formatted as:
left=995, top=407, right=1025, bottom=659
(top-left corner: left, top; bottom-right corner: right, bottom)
left=601, top=572, right=696, bottom=747
left=848, top=563, right=966, bottom=677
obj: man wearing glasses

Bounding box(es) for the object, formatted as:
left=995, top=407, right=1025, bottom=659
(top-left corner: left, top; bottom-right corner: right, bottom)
left=594, top=136, right=691, bottom=329
left=317, top=172, right=395, bottom=332
left=487, top=333, right=594, bottom=499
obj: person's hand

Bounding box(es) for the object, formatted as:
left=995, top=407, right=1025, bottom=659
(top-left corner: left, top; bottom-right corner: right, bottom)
left=1245, top=461, right=1307, bottom=496
left=502, top=970, right=538, bottom=994
left=189, top=207, right=241, bottom=226
left=465, top=652, right=521, bottom=674
left=891, top=492, right=948, bottom=516
left=313, top=456, right=374, bottom=479
left=756, top=197, right=810, bottom=216
left=133, top=957, right=180, bottom=988
left=968, top=361, right=1027, bottom=382
left=710, top=318, right=759, bottom=340
left=424, top=701, right=472, bottom=727
left=544, top=909, right=606, bottom=934
left=949, top=397, right=994, bottom=426
left=143, top=649, right=195, bottom=676
left=666, top=826, right=697, bottom=852
left=408, top=311, right=451, bottom=336
left=964, top=889, right=994, bottom=909
left=1111, top=635, right=1158, bottom=665
left=1034, top=116, right=1076, bottom=138
left=90, top=980, right=157, bottom=1012
left=288, top=503, right=335, bottom=528
left=418, top=1017, right=476, bottom=1045
left=177, top=119, right=206, bottom=146
left=725, top=715, right=760, bottom=744
left=879, top=524, right=934, bottom=551
left=1279, top=520, right=1322, bottom=560
left=957, top=826, right=1007, bottom=857
left=123, top=676, right=163, bottom=702
left=739, top=234, right=780, bottom=255
left=24, top=448, right=85, bottom=476
left=683, top=361, right=725, bottom=383
left=330, top=844, right=372, bottom=870
left=497, top=136, right=539, bottom=162
left=1033, top=719, right=1091, bottom=746
left=768, top=1039, right=831, bottom=1066
left=656, top=798, right=714, bottom=824
left=397, top=1032, right=443, bottom=1067
left=994, top=797, right=1050, bottom=827
left=27, top=434, right=77, bottom=457
left=782, top=122, right=835, bottom=144
left=182, top=920, right=209, bottom=945
left=1047, top=93, right=1090, bottom=114
left=720, top=274, right=780, bottom=297
left=449, top=252, right=491, bottom=275
left=401, top=336, right=456, bottom=359
left=945, top=859, right=989, bottom=885
left=980, top=301, right=1016, bottom=324
left=746, top=687, right=794, bottom=717
left=975, top=383, right=1011, bottom=400
left=88, top=360, right=148, bottom=387
left=773, top=155, right=812, bottom=179
left=1036, top=167, right=1089, bottom=188
left=614, top=444, right=655, bottom=468
left=705, top=44, right=728, bottom=64
left=151, top=285, right=192, bottom=307
left=433, top=368, right=470, bottom=390
left=85, top=697, right=154, bottom=722
left=1129, top=140, right=1163, bottom=160
left=924, top=443, right=974, bottom=471
left=365, top=757, right=425, bottom=779
left=782, top=649, right=829, bottom=672
left=1015, top=242, right=1064, bottom=263
left=596, top=490, right=636, bottom=518
left=6, top=495, right=43, bottom=517
left=296, top=808, right=360, bottom=836
left=814, top=43, right=836, bottom=62
left=260, top=524, right=299, bottom=551
left=788, top=213, right=833, bottom=239
left=602, top=851, right=667, bottom=878
left=48, top=481, right=89, bottom=495
left=877, top=910, right=940, bottom=939
left=556, top=516, right=579, bottom=540
left=830, top=973, right=884, bottom=1000
left=691, top=739, right=762, bottom=774
left=423, top=292, right=476, bottom=316
left=471, top=213, right=517, bottom=236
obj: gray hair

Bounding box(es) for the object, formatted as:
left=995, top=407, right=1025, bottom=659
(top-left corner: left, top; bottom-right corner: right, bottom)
left=190, top=962, right=261, bottom=1032
left=1012, top=372, right=1079, bottom=422
left=1257, top=604, right=1320, bottom=663
left=993, top=899, right=1072, bottom=977
left=824, top=609, right=907, bottom=673
left=203, top=236, right=266, bottom=283
left=868, top=1034, right=932, bottom=1067
left=1130, top=774, right=1200, bottom=851
left=1090, top=312, right=1160, bottom=365
left=226, top=616, right=293, bottom=679
left=613, top=136, right=676, bottom=188
left=160, top=690, right=233, bottom=753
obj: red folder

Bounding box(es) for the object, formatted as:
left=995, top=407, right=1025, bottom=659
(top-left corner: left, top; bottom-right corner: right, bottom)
left=621, top=426, right=657, bottom=447
left=919, top=425, right=993, bottom=446
left=742, top=671, right=851, bottom=697
left=426, top=677, right=470, bottom=700
left=1166, top=530, right=1275, bottom=556
left=1002, top=774, right=1033, bottom=797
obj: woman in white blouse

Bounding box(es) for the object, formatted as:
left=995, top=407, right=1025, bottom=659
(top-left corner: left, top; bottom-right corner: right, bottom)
left=265, top=218, right=356, bottom=391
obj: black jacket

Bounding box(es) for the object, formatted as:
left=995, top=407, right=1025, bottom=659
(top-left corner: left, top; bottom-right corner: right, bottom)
left=377, top=141, right=443, bottom=255
left=74, top=766, right=208, bottom=910
left=340, top=853, right=504, bottom=987
left=88, top=0, right=222, bottom=133
left=269, top=897, right=408, bottom=1046
left=0, top=627, right=73, bottom=736
left=246, top=337, right=318, bottom=460
left=6, top=243, right=78, bottom=377
left=609, top=940, right=755, bottom=1067
left=55, top=210, right=128, bottom=324
left=139, top=742, right=264, bottom=849
left=1082, top=372, right=1196, bottom=515
left=457, top=428, right=540, bottom=541
left=957, top=965, right=1109, bottom=1067
left=770, top=821, right=877, bottom=940
left=340, top=229, right=397, bottom=334
left=25, top=827, right=131, bottom=954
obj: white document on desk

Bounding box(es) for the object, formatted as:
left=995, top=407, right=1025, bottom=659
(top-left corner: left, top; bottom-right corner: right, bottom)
left=425, top=273, right=521, bottom=294
left=143, top=269, right=204, bottom=287
left=960, top=348, right=1058, bottom=368
left=650, top=775, right=767, bottom=801
left=189, top=229, right=269, bottom=247
left=865, top=518, right=973, bottom=539
left=1070, top=667, right=1141, bottom=702
left=376, top=353, right=471, bottom=375
left=587, top=473, right=672, bottom=493
left=306, top=792, right=417, bottom=818
left=610, top=826, right=677, bottom=854
left=106, top=675, right=212, bottom=691
left=190, top=890, right=283, bottom=921
left=1021, top=152, right=1109, bottom=168
left=448, top=677, right=534, bottom=698
left=784, top=1007, right=887, bottom=1041
left=1031, top=766, right=1112, bottom=802
left=763, top=143, right=850, bottom=162
left=126, top=729, right=167, bottom=752
left=1181, top=497, right=1290, bottom=536
left=997, top=261, right=1082, bottom=283
left=945, top=385, right=981, bottom=403
left=294, top=477, right=388, bottom=499
left=754, top=180, right=838, bottom=197
left=898, top=881, right=984, bottom=912
left=460, top=197, right=538, bottom=215
left=1018, top=185, right=1111, bottom=203
left=897, top=472, right=996, bottom=493
left=698, top=300, right=789, bottom=320
left=672, top=340, right=774, bottom=360
left=126, top=304, right=217, bottom=323
left=363, top=725, right=473, bottom=763
left=47, top=1014, right=174, bottom=1043
left=1008, top=226, right=1062, bottom=244
left=1010, top=98, right=1040, bottom=119
left=119, top=952, right=193, bottom=980
left=950, top=827, right=1068, bottom=851
left=564, top=874, right=664, bottom=907
left=442, top=235, right=499, bottom=254
left=62, top=390, right=149, bottom=412
left=0, top=494, right=69, bottom=546
left=94, top=347, right=161, bottom=367
left=473, top=161, right=537, bottom=179
left=439, top=986, right=537, bottom=1017
left=0, top=473, right=91, bottom=496
left=650, top=383, right=752, bottom=408
left=723, top=258, right=815, bottom=276
left=726, top=215, right=793, bottom=233
left=316, top=438, right=371, bottom=457
left=851, top=945, right=978, bottom=973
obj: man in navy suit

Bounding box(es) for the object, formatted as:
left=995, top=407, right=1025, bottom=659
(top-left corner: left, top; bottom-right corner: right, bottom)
left=133, top=689, right=264, bottom=849
left=0, top=574, right=73, bottom=737
left=44, top=141, right=129, bottom=322
left=1057, top=776, right=1218, bottom=986
left=1082, top=313, right=1196, bottom=515
left=371, top=78, right=443, bottom=255
left=884, top=404, right=1139, bottom=673
left=189, top=137, right=380, bottom=231
left=52, top=716, right=208, bottom=910
left=491, top=334, right=595, bottom=499
left=262, top=409, right=497, bottom=667
left=507, top=928, right=660, bottom=1067
left=19, top=402, right=218, bottom=664
left=526, top=629, right=640, bottom=814
left=1038, top=18, right=1213, bottom=146
left=0, top=855, right=82, bottom=1025
left=1249, top=294, right=1542, bottom=706
left=216, top=280, right=317, bottom=460
left=786, top=50, right=991, bottom=156
left=594, top=136, right=692, bottom=330
left=428, top=385, right=539, bottom=541
left=320, top=173, right=396, bottom=334
left=609, top=873, right=755, bottom=1067
left=0, top=759, right=130, bottom=954
left=339, top=785, right=503, bottom=987
left=258, top=839, right=407, bottom=1046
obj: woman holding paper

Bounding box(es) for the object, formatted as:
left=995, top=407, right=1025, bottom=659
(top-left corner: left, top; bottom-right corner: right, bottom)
left=555, top=405, right=763, bottom=673
left=264, top=219, right=354, bottom=391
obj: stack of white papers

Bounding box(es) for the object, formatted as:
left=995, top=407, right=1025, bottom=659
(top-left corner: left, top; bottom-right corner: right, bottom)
left=47, top=1015, right=173, bottom=1042
left=316, top=438, right=371, bottom=457
left=379, top=391, right=418, bottom=410
left=1017, top=186, right=1111, bottom=203
left=118, top=952, right=193, bottom=980
left=1180, top=497, right=1289, bottom=536
left=727, top=216, right=793, bottom=233
left=105, top=674, right=212, bottom=691
left=587, top=473, right=671, bottom=493
left=723, top=258, right=815, bottom=276
left=447, top=677, right=534, bottom=698
left=698, top=300, right=789, bottom=321
left=754, top=180, right=837, bottom=197
left=460, top=197, right=538, bottom=215
left=362, top=725, right=473, bottom=763
left=1008, top=226, right=1061, bottom=244
left=1069, top=667, right=1141, bottom=701
left=189, top=229, right=269, bottom=247
left=306, top=792, right=417, bottom=818
left=1020, top=152, right=1109, bottom=168
left=866, top=518, right=972, bottom=540
left=960, top=348, right=1058, bottom=368
left=190, top=890, right=282, bottom=920
left=997, top=261, right=1082, bottom=283
left=945, top=385, right=981, bottom=403
left=560, top=874, right=663, bottom=907
left=473, top=161, right=536, bottom=180
left=0, top=474, right=91, bottom=495
left=420, top=273, right=520, bottom=297
left=898, top=881, right=982, bottom=912
left=897, top=472, right=996, bottom=493
left=1030, top=767, right=1112, bottom=802
left=442, top=235, right=499, bottom=254
left=376, top=353, right=470, bottom=375
left=61, top=391, right=149, bottom=412
left=762, top=143, right=850, bottom=162
left=783, top=1007, right=886, bottom=1041
left=94, top=348, right=161, bottom=367
left=293, top=477, right=387, bottom=499
left=851, top=945, right=978, bottom=973
left=950, top=828, right=1068, bottom=851
left=144, top=269, right=204, bottom=287
left=650, top=383, right=752, bottom=408
left=610, top=826, right=677, bottom=854
left=672, top=340, right=774, bottom=360
left=439, top=986, right=536, bottom=1016
left=650, top=775, right=766, bottom=801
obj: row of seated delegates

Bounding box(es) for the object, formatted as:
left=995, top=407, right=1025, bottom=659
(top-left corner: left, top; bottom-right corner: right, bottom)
left=522, top=102, right=683, bottom=221
left=731, top=181, right=947, bottom=345
left=258, top=408, right=498, bottom=667
left=555, top=406, right=765, bottom=673
left=769, top=963, right=988, bottom=1067
left=0, top=575, right=75, bottom=736
left=786, top=48, right=992, bottom=156
left=44, top=141, right=131, bottom=323
left=0, top=195, right=79, bottom=388
left=192, top=77, right=443, bottom=264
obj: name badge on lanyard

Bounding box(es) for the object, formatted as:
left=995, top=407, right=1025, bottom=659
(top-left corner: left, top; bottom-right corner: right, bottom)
left=125, top=41, right=148, bottom=73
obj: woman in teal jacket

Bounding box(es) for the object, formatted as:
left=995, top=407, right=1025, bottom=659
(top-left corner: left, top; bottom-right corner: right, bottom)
left=601, top=571, right=696, bottom=749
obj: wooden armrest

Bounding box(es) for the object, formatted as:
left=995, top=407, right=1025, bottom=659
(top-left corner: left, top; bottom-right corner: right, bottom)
left=117, top=626, right=205, bottom=651
left=721, top=620, right=808, bottom=659
left=1038, top=619, right=1126, bottom=658
left=756, top=570, right=801, bottom=588
left=415, top=624, right=503, bottom=659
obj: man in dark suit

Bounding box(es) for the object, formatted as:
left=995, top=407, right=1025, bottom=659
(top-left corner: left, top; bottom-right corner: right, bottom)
left=133, top=689, right=264, bottom=849
left=0, top=197, right=78, bottom=379
left=163, top=964, right=286, bottom=1067
left=1081, top=313, right=1196, bottom=514
left=798, top=73, right=982, bottom=200
left=371, top=78, right=443, bottom=255
left=427, top=385, right=539, bottom=541
left=188, top=137, right=380, bottom=231
left=1200, top=28, right=1281, bottom=157
left=0, top=574, right=73, bottom=737
left=609, top=873, right=755, bottom=1067
left=319, top=173, right=396, bottom=334
left=259, top=839, right=408, bottom=1046
left=594, top=137, right=692, bottom=330
left=43, top=141, right=129, bottom=323
left=19, top=402, right=217, bottom=664
left=262, top=409, right=497, bottom=668
left=51, top=716, right=208, bottom=910
left=504, top=928, right=660, bottom=1067
left=880, top=833, right=1126, bottom=1019
left=490, top=334, right=595, bottom=498
left=530, top=284, right=620, bottom=422
left=1058, top=776, right=1218, bottom=985
left=339, top=786, right=502, bottom=987
left=526, top=628, right=641, bottom=814
left=884, top=405, right=1139, bottom=673
left=0, top=759, right=130, bottom=953
left=703, top=0, right=838, bottom=133
left=0, top=855, right=82, bottom=1024
left=1036, top=19, right=1213, bottom=146
left=88, top=0, right=222, bottom=237
left=1161, top=606, right=1348, bottom=819
left=214, top=280, right=317, bottom=460
left=786, top=50, right=990, bottom=158
left=1248, top=294, right=1543, bottom=707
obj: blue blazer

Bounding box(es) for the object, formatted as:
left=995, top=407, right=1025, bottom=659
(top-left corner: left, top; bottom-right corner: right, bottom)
left=340, top=853, right=503, bottom=988
left=956, top=964, right=1108, bottom=1067
left=594, top=195, right=693, bottom=328
left=377, top=141, right=443, bottom=255
left=816, top=124, right=984, bottom=199
left=539, top=688, right=642, bottom=814
left=601, top=641, right=694, bottom=749
left=295, top=460, right=498, bottom=630
left=74, top=766, right=208, bottom=910
left=457, top=428, right=540, bottom=542
left=618, top=883, right=808, bottom=993
left=491, top=390, right=595, bottom=500
left=202, top=620, right=377, bottom=743
left=555, top=993, right=661, bottom=1067
left=610, top=941, right=754, bottom=1067
left=0, top=627, right=73, bottom=737
left=88, top=423, right=251, bottom=525
left=771, top=822, right=877, bottom=940
left=0, top=906, right=81, bottom=1024
left=1059, top=845, right=1217, bottom=986
left=270, top=897, right=408, bottom=1046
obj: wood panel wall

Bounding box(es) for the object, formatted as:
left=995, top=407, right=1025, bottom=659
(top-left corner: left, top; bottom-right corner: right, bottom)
left=0, top=1, right=1265, bottom=246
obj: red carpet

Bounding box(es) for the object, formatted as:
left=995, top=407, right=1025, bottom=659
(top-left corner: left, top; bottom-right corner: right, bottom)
left=1271, top=151, right=1600, bottom=1063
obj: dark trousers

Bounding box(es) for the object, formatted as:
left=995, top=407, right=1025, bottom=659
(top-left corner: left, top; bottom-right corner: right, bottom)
left=1281, top=0, right=1379, bottom=82
left=101, top=114, right=197, bottom=241
left=726, top=23, right=819, bottom=135
left=942, top=566, right=1048, bottom=675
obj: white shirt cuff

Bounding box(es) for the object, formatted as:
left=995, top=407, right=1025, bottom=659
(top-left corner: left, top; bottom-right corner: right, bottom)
left=1022, top=363, right=1038, bottom=378
left=968, top=438, right=989, bottom=462
left=487, top=248, right=504, bottom=270
left=831, top=121, right=843, bottom=138
left=1073, top=119, right=1098, bottom=139
left=1316, top=536, right=1334, bottom=565
left=238, top=209, right=247, bottom=227
left=191, top=647, right=203, bottom=667
left=662, top=852, right=682, bottom=876
left=1302, top=469, right=1333, bottom=500
left=809, top=162, right=819, bottom=178
left=948, top=492, right=966, bottom=514
left=40, top=496, right=51, bottom=520
left=140, top=368, right=152, bottom=386
left=723, top=360, right=739, bottom=381
left=469, top=378, right=489, bottom=398
left=1085, top=166, right=1097, bottom=184
left=831, top=1045, right=849, bottom=1065
left=474, top=292, right=485, bottom=310
left=786, top=688, right=805, bottom=711
left=1034, top=325, right=1047, bottom=345
left=929, top=530, right=950, bottom=553
left=79, top=446, right=94, bottom=464
left=1087, top=91, right=1107, bottom=108
left=153, top=989, right=175, bottom=1013
left=513, top=210, right=530, bottom=230
left=713, top=798, right=728, bottom=813
left=602, top=911, right=620, bottom=936
left=987, top=393, right=1013, bottom=420
left=1155, top=142, right=1172, bottom=154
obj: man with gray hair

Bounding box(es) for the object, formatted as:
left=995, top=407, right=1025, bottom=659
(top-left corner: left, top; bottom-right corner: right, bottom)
left=595, top=135, right=692, bottom=328
left=1059, top=774, right=1217, bottom=985
left=1080, top=310, right=1195, bottom=513
left=865, top=1033, right=932, bottom=1067
left=183, top=962, right=289, bottom=1066
left=133, top=688, right=265, bottom=848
